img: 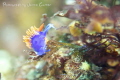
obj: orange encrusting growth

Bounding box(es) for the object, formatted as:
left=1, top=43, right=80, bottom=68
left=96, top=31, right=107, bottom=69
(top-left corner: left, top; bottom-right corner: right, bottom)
left=23, top=23, right=45, bottom=49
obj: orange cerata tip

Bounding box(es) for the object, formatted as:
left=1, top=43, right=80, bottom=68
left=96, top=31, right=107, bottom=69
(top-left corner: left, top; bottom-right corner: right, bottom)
left=38, top=23, right=44, bottom=31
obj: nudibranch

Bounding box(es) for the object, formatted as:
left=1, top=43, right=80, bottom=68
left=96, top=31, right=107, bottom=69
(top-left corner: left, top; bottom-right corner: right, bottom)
left=23, top=23, right=55, bottom=56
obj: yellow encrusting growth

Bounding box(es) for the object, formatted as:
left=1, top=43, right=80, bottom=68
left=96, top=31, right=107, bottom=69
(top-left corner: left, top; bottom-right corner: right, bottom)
left=69, top=21, right=82, bottom=37
left=80, top=61, right=90, bottom=71
left=85, top=20, right=103, bottom=33
left=107, top=59, right=119, bottom=67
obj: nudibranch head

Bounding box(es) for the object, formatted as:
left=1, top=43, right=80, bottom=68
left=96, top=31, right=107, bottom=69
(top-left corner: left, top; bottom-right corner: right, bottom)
left=23, top=23, right=55, bottom=56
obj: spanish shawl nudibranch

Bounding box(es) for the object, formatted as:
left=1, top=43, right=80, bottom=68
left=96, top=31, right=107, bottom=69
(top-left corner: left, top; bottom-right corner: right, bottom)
left=23, top=23, right=55, bottom=56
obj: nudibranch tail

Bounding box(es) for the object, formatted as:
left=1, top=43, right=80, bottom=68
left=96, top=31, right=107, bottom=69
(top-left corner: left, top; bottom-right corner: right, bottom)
left=43, top=24, right=55, bottom=34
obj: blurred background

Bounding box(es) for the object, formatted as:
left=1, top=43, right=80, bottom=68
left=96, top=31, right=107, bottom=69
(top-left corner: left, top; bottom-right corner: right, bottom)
left=0, top=0, right=119, bottom=80
left=0, top=0, right=74, bottom=80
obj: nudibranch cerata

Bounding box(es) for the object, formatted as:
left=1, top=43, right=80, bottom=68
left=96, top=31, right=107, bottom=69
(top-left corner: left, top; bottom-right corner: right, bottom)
left=23, top=23, right=55, bottom=56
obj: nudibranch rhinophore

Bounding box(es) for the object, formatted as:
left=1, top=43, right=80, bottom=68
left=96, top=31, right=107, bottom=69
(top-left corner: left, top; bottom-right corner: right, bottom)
left=23, top=23, right=55, bottom=56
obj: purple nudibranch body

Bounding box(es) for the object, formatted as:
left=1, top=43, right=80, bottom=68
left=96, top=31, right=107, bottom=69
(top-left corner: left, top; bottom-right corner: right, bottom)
left=31, top=24, right=55, bottom=55
left=23, top=24, right=55, bottom=56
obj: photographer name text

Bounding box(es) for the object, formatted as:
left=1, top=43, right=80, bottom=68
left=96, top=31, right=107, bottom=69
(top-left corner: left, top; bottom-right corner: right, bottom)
left=3, top=2, right=51, bottom=7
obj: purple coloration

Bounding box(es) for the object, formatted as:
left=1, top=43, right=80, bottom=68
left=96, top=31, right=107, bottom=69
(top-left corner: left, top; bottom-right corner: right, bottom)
left=30, top=24, right=55, bottom=56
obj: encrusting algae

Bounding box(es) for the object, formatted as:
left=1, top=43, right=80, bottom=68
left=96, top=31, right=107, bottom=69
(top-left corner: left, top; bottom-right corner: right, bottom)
left=17, top=0, right=120, bottom=80
left=69, top=21, right=82, bottom=37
